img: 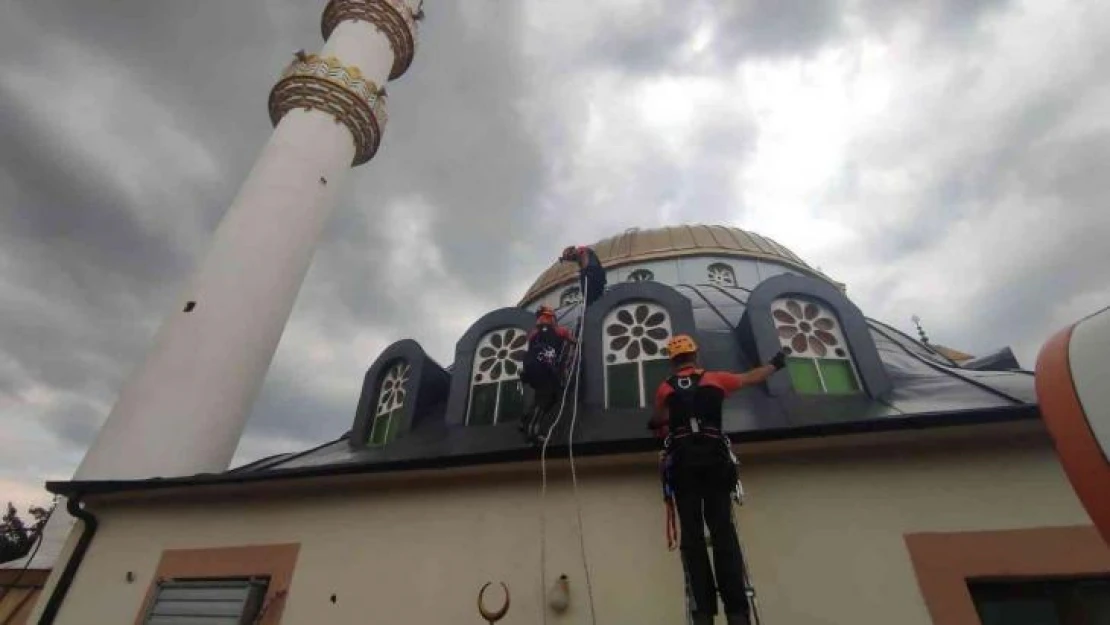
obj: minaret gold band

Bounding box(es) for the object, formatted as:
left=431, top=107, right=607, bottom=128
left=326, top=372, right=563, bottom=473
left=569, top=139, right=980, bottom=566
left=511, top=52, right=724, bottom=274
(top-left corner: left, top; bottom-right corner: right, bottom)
left=268, top=54, right=388, bottom=166
left=321, top=0, right=419, bottom=80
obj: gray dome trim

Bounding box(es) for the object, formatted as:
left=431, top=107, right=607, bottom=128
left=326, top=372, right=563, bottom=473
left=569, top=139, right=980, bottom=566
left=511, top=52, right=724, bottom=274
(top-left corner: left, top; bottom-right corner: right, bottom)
left=350, top=339, right=449, bottom=449
left=739, top=274, right=892, bottom=398
left=582, top=281, right=697, bottom=409
left=444, top=307, right=535, bottom=426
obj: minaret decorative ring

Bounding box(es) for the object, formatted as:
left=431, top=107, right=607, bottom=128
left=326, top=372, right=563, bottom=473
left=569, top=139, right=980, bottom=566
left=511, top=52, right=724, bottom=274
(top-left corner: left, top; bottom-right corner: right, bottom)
left=268, top=54, right=388, bottom=166
left=321, top=0, right=419, bottom=80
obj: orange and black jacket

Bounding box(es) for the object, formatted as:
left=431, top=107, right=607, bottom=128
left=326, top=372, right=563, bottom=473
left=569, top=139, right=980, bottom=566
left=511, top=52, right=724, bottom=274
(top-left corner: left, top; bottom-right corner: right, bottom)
left=651, top=366, right=748, bottom=439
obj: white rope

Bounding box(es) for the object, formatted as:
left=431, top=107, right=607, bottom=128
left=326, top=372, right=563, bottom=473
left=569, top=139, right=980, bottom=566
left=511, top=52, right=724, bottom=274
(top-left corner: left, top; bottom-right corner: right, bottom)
left=538, top=292, right=587, bottom=625
left=565, top=292, right=598, bottom=625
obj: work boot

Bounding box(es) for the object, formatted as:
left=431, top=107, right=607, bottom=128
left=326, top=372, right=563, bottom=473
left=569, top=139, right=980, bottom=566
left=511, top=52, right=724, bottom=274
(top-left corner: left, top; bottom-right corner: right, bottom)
left=691, top=613, right=714, bottom=625
left=725, top=612, right=750, bottom=625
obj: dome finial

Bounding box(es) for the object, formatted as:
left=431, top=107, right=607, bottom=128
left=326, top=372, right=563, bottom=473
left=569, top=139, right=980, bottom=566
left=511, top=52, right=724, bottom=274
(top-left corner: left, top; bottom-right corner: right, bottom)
left=912, top=314, right=931, bottom=345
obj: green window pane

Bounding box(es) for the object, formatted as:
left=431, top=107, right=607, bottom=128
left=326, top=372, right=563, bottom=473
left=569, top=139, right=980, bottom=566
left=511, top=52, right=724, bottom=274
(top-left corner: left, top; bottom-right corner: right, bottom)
left=385, top=408, right=402, bottom=442
left=369, top=415, right=387, bottom=445
left=786, top=357, right=822, bottom=394
left=818, top=359, right=860, bottom=394
left=369, top=408, right=404, bottom=445
left=642, top=359, right=673, bottom=407
left=468, top=384, right=499, bottom=426
left=497, top=380, right=525, bottom=424
left=607, top=362, right=640, bottom=409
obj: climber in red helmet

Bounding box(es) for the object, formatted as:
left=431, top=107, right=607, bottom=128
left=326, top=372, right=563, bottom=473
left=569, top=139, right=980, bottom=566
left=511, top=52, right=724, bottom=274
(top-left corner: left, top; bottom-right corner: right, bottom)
left=649, top=333, right=786, bottom=625
left=519, top=305, right=576, bottom=444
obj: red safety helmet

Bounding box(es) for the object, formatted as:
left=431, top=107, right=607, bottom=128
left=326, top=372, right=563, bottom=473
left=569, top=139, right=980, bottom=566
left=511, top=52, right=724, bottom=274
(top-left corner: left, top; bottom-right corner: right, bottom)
left=536, top=305, right=556, bottom=324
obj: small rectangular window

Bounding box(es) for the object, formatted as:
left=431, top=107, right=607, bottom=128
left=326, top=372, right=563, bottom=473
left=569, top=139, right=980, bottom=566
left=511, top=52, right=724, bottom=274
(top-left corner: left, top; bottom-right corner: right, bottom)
left=641, top=360, right=673, bottom=404
left=785, top=357, right=861, bottom=395
left=369, top=409, right=402, bottom=446
left=606, top=359, right=672, bottom=409
left=785, top=358, right=822, bottom=393
left=468, top=384, right=499, bottom=426
left=498, top=381, right=525, bottom=424
left=969, top=577, right=1110, bottom=625
left=817, top=359, right=860, bottom=393
left=140, top=577, right=268, bottom=624
left=607, top=362, right=640, bottom=409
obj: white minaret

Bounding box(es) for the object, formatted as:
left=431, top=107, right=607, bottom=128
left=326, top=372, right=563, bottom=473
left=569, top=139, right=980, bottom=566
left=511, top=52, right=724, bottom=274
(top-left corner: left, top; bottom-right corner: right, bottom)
left=10, top=4, right=423, bottom=606
left=73, top=0, right=421, bottom=481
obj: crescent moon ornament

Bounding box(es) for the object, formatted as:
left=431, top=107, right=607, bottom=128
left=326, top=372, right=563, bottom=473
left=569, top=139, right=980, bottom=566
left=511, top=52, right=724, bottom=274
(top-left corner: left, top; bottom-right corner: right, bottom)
left=477, top=581, right=510, bottom=624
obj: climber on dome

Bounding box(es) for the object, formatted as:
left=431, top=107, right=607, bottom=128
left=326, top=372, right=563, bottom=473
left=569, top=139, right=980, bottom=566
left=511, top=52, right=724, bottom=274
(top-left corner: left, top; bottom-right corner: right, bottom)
left=648, top=333, right=786, bottom=625
left=519, top=305, right=576, bottom=444
left=559, top=244, right=607, bottom=307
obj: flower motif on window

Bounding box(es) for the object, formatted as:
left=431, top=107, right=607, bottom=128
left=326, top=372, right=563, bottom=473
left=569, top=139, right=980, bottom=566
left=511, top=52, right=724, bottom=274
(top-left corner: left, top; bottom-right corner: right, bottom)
left=707, top=263, right=737, bottom=287
left=376, top=361, right=410, bottom=416
left=560, top=287, right=582, bottom=307
left=771, top=298, right=846, bottom=358
left=627, top=269, right=654, bottom=282
left=605, top=303, right=671, bottom=362
left=473, top=328, right=528, bottom=383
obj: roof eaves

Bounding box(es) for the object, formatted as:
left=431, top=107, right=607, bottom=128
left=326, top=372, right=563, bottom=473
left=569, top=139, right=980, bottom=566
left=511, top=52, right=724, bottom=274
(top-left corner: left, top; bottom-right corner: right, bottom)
left=45, top=404, right=1039, bottom=499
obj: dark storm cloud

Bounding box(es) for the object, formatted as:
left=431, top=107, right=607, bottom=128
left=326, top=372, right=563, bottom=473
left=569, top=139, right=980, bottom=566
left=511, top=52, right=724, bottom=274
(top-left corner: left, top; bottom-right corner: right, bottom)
left=823, top=10, right=1110, bottom=371
left=932, top=128, right=1110, bottom=365
left=859, top=0, right=1012, bottom=41
left=569, top=0, right=846, bottom=75
left=0, top=81, right=188, bottom=290
left=2, top=0, right=1108, bottom=512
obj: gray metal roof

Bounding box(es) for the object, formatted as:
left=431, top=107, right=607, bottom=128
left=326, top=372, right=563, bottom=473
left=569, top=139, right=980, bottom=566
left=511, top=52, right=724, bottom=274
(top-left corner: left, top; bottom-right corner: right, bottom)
left=214, top=284, right=1036, bottom=474
left=46, top=283, right=1038, bottom=498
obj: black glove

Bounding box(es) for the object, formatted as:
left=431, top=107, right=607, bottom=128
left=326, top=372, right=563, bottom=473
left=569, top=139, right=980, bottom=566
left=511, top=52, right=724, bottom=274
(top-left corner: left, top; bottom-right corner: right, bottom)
left=769, top=350, right=787, bottom=371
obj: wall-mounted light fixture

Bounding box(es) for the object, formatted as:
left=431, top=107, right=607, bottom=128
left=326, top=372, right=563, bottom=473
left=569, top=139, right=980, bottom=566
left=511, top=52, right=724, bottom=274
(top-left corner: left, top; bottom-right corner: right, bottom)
left=548, top=574, right=569, bottom=613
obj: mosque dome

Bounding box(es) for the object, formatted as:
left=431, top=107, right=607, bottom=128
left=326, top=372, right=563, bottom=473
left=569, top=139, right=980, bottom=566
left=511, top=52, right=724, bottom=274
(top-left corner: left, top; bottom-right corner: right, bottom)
left=519, top=224, right=841, bottom=308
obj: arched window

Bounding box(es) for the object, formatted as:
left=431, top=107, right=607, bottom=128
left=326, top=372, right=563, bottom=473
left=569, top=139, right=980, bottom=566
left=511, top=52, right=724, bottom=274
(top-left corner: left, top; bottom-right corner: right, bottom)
left=627, top=269, right=654, bottom=282
left=560, top=286, right=582, bottom=307
left=467, top=327, right=528, bottom=425
left=772, top=297, right=861, bottom=394
left=707, top=263, right=737, bottom=287
left=603, top=302, right=673, bottom=408
left=371, top=360, right=409, bottom=445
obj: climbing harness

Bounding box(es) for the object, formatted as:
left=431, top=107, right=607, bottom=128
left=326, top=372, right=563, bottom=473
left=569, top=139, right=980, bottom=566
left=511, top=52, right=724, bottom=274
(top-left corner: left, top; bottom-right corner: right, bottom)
left=537, top=273, right=597, bottom=625
left=522, top=338, right=573, bottom=445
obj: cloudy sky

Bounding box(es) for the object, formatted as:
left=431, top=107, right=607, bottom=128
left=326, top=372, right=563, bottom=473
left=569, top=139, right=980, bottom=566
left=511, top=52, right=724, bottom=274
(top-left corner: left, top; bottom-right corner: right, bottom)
left=2, top=0, right=1108, bottom=509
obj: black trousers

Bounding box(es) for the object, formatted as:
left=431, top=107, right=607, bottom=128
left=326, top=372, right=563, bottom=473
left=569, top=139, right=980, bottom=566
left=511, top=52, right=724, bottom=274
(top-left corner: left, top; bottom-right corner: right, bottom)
left=670, top=437, right=749, bottom=618
left=520, top=362, right=560, bottom=437
left=580, top=265, right=606, bottom=306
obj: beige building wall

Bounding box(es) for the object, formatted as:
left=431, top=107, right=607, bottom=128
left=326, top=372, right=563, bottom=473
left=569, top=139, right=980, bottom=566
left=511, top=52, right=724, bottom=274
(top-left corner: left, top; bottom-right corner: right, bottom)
left=44, top=425, right=1093, bottom=625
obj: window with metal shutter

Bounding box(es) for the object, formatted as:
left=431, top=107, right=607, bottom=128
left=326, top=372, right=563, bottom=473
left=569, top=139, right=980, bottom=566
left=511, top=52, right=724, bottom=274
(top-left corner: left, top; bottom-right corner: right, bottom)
left=140, top=578, right=268, bottom=625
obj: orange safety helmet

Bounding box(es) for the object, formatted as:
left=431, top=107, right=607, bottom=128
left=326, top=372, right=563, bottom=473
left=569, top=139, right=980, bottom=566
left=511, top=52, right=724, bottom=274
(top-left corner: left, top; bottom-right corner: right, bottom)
left=666, top=334, right=698, bottom=359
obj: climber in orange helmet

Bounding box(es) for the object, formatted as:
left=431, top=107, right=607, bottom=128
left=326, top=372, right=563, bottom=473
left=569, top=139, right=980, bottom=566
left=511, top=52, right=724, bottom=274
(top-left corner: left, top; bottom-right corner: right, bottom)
left=649, top=333, right=785, bottom=625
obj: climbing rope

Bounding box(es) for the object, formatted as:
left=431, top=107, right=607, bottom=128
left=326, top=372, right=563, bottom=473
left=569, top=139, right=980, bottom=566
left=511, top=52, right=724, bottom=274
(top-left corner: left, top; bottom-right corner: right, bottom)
left=537, top=290, right=588, bottom=625
left=564, top=294, right=598, bottom=625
